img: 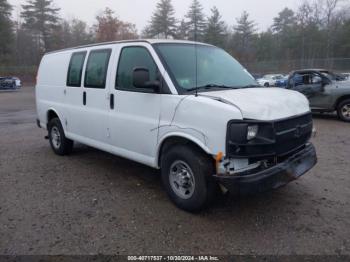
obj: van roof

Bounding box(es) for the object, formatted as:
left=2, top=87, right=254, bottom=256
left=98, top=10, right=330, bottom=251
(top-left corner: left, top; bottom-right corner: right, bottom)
left=45, top=39, right=212, bottom=55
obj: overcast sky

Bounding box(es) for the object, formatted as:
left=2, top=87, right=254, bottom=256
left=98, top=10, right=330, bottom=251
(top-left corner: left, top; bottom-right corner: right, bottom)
left=9, top=0, right=302, bottom=32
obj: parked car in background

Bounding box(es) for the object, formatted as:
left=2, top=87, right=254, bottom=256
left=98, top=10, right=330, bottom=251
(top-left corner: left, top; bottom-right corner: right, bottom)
left=0, top=76, right=21, bottom=90
left=341, top=73, right=350, bottom=80
left=257, top=74, right=284, bottom=87
left=275, top=75, right=289, bottom=88
left=13, top=77, right=22, bottom=88
left=287, top=69, right=350, bottom=122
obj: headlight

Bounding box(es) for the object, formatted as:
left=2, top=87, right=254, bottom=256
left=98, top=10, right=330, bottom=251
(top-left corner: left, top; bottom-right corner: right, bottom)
left=227, top=121, right=274, bottom=145
left=247, top=125, right=259, bottom=140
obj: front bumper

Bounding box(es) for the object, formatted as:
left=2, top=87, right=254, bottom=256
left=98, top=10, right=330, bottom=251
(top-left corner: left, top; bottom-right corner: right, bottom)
left=214, top=143, right=317, bottom=195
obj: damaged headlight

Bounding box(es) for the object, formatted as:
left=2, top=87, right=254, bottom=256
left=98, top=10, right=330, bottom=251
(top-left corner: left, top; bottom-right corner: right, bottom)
left=247, top=125, right=259, bottom=140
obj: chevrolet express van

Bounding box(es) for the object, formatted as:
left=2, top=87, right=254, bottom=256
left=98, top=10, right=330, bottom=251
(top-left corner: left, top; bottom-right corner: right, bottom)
left=36, top=40, right=317, bottom=212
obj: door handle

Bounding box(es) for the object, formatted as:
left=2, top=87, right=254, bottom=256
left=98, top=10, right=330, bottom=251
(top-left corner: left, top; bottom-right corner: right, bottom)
left=83, top=91, right=86, bottom=105
left=110, top=94, right=114, bottom=109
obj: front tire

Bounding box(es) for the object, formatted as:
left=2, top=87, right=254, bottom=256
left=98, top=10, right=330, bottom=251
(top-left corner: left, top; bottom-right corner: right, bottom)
left=264, top=82, right=270, bottom=87
left=161, top=145, right=216, bottom=212
left=337, top=99, right=350, bottom=122
left=48, top=118, right=73, bottom=155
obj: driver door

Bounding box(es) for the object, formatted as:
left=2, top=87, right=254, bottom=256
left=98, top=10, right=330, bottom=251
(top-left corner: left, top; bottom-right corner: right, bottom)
left=290, top=72, right=328, bottom=109
left=108, top=44, right=162, bottom=166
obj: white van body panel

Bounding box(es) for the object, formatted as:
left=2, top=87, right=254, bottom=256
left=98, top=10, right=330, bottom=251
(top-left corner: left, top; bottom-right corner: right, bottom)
left=36, top=40, right=311, bottom=170
left=155, top=95, right=243, bottom=162
left=36, top=51, right=71, bottom=128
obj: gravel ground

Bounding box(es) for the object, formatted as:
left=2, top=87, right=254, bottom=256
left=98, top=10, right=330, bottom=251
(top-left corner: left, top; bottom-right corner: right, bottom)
left=0, top=87, right=349, bottom=255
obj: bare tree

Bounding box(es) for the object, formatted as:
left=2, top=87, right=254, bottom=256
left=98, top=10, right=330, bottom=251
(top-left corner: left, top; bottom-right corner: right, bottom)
left=322, top=0, right=342, bottom=60
left=94, top=8, right=138, bottom=42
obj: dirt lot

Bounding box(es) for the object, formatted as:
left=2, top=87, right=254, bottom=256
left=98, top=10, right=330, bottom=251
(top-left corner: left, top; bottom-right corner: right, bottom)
left=0, top=87, right=349, bottom=256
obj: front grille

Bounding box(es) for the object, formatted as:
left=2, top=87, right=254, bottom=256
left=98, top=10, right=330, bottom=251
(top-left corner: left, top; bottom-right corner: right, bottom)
left=274, top=113, right=313, bottom=156
left=226, top=113, right=313, bottom=159
left=275, top=113, right=312, bottom=133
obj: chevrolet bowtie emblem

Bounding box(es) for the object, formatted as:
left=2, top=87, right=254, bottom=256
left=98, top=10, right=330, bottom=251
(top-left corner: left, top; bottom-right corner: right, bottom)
left=294, top=125, right=302, bottom=138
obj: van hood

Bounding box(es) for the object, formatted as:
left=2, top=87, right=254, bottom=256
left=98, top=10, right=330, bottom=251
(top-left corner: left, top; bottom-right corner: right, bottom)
left=201, top=88, right=310, bottom=121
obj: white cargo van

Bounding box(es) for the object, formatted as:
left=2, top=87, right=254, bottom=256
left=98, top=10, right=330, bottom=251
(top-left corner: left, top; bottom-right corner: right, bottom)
left=36, top=40, right=317, bottom=211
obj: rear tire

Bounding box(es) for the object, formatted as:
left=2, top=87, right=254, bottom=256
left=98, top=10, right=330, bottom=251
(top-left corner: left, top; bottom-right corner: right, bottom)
left=161, top=144, right=216, bottom=212
left=48, top=118, right=73, bottom=155
left=264, top=82, right=270, bottom=87
left=337, top=99, right=350, bottom=122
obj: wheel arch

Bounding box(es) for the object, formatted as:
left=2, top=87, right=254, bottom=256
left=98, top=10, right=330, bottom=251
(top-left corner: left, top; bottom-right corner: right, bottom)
left=156, top=133, right=213, bottom=168
left=334, top=95, right=350, bottom=110
left=46, top=108, right=62, bottom=129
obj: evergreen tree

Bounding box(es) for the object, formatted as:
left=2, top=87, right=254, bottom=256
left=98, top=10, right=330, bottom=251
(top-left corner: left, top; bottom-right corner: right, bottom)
left=234, top=11, right=257, bottom=42
left=175, top=19, right=189, bottom=40
left=146, top=0, right=177, bottom=38
left=0, top=0, right=14, bottom=63
left=272, top=8, right=298, bottom=60
left=232, top=11, right=257, bottom=61
left=272, top=8, right=296, bottom=33
left=204, top=6, right=227, bottom=47
left=21, top=0, right=60, bottom=52
left=255, top=30, right=277, bottom=61
left=15, top=28, right=41, bottom=65
left=185, top=0, right=206, bottom=41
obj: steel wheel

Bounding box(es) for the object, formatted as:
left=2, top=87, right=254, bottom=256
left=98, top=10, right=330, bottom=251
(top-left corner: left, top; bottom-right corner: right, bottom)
left=169, top=160, right=196, bottom=200
left=50, top=126, right=61, bottom=150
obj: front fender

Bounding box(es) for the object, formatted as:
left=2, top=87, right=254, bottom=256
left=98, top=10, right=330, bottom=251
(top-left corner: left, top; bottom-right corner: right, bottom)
left=155, top=95, right=243, bottom=168
left=155, top=131, right=212, bottom=168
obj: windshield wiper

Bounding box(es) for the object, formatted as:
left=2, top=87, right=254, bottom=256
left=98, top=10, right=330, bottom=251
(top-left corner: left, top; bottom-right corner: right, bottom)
left=187, top=84, right=234, bottom=92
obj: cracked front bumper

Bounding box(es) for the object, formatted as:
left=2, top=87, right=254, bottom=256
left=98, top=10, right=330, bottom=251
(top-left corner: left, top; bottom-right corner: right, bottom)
left=214, top=143, right=317, bottom=195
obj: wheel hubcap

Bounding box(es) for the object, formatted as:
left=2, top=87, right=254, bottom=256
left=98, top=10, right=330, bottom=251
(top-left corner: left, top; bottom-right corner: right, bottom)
left=51, top=126, right=61, bottom=149
left=341, top=104, right=350, bottom=119
left=169, top=160, right=195, bottom=199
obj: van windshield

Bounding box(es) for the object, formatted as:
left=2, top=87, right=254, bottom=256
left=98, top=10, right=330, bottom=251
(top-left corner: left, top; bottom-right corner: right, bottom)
left=154, top=43, right=257, bottom=92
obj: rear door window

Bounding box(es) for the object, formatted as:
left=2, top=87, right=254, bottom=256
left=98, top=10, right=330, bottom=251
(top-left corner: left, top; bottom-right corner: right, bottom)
left=84, top=49, right=112, bottom=89
left=67, top=51, right=86, bottom=87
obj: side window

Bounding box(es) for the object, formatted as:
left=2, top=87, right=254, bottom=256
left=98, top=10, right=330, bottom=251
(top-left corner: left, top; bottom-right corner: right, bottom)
left=116, top=46, right=158, bottom=92
left=84, top=49, right=111, bottom=89
left=312, top=74, right=322, bottom=84
left=291, top=74, right=302, bottom=87
left=67, top=51, right=86, bottom=87
left=301, top=74, right=312, bottom=85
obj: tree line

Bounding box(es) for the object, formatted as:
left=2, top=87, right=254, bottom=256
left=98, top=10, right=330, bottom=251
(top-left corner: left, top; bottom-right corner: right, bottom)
left=0, top=0, right=350, bottom=72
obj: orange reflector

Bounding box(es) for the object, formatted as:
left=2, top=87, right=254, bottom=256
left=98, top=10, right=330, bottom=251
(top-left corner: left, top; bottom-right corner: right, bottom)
left=215, top=152, right=224, bottom=167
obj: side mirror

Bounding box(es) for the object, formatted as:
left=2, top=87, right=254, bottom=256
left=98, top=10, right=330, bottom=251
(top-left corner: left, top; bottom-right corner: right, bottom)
left=132, top=67, right=160, bottom=92
left=133, top=67, right=150, bottom=88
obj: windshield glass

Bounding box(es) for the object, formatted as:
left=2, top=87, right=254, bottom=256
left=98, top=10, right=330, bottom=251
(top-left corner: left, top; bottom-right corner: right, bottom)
left=154, top=43, right=257, bottom=92
left=321, top=71, right=336, bottom=80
